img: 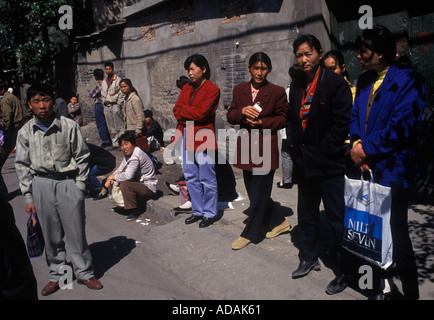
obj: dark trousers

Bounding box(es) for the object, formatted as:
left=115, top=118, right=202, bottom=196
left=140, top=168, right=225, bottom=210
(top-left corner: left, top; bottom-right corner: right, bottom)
left=373, top=187, right=419, bottom=299
left=297, top=174, right=345, bottom=262
left=241, top=169, right=284, bottom=242
left=0, top=199, right=38, bottom=300
left=94, top=103, right=111, bottom=145
left=119, top=180, right=154, bottom=211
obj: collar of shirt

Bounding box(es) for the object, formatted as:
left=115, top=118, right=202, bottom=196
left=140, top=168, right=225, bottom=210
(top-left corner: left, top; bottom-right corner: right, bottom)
left=251, top=83, right=259, bottom=102
left=373, top=66, right=390, bottom=93
left=32, top=116, right=59, bottom=133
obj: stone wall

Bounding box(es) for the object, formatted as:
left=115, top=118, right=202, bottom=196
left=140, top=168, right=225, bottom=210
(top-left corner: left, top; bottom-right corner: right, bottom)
left=75, top=0, right=331, bottom=137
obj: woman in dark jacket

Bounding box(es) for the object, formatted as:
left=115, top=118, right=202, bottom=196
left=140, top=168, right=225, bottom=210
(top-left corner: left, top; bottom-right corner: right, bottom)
left=286, top=35, right=352, bottom=280
left=227, top=52, right=289, bottom=250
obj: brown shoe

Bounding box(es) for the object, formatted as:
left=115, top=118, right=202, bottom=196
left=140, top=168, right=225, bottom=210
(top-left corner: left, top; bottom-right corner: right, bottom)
left=265, top=220, right=292, bottom=239
left=78, top=277, right=103, bottom=290
left=41, top=281, right=60, bottom=296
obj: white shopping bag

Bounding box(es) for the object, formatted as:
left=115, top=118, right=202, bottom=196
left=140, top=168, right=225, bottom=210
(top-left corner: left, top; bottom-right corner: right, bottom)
left=343, top=170, right=393, bottom=269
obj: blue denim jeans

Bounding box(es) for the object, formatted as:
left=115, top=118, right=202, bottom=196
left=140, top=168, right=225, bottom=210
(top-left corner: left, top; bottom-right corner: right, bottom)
left=87, top=164, right=106, bottom=192
left=182, top=147, right=218, bottom=219
left=94, top=103, right=111, bottom=144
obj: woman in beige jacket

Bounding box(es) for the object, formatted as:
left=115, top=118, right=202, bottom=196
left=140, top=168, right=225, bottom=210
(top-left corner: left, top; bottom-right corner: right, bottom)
left=119, top=79, right=145, bottom=136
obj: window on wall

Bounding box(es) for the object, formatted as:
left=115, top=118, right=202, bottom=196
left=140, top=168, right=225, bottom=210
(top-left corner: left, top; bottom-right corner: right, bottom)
left=170, top=0, right=196, bottom=36
left=219, top=0, right=247, bottom=24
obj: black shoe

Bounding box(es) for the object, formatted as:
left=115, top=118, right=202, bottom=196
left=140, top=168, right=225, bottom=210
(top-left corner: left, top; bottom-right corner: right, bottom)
left=164, top=181, right=180, bottom=196
left=326, top=274, right=352, bottom=295
left=185, top=214, right=202, bottom=225
left=93, top=192, right=108, bottom=200
left=84, top=189, right=99, bottom=199
left=277, top=181, right=294, bottom=189
left=199, top=217, right=216, bottom=228
left=125, top=209, right=140, bottom=221
left=292, top=259, right=321, bottom=279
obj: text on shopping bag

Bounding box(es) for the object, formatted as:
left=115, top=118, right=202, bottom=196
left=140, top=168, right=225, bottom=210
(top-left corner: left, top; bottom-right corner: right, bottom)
left=343, top=207, right=383, bottom=262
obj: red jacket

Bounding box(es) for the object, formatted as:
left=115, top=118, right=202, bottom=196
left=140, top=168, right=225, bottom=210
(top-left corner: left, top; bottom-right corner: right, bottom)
left=227, top=81, right=287, bottom=172
left=173, top=80, right=220, bottom=151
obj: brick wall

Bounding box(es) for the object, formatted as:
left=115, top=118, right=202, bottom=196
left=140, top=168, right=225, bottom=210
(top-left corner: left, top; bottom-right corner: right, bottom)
left=170, top=0, right=196, bottom=36
left=219, top=0, right=247, bottom=24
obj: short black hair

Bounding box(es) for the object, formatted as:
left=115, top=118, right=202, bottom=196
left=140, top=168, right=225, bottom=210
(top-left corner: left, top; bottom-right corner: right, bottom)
left=184, top=54, right=211, bottom=80
left=118, top=131, right=136, bottom=146
left=144, top=109, right=153, bottom=118
left=293, top=34, right=323, bottom=55
left=26, top=83, right=55, bottom=102
left=93, top=68, right=104, bottom=80
left=355, top=25, right=396, bottom=66
left=104, top=62, right=114, bottom=69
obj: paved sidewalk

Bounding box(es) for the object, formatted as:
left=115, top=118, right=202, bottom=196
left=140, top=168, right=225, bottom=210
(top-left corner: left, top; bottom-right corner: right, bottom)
left=118, top=148, right=434, bottom=300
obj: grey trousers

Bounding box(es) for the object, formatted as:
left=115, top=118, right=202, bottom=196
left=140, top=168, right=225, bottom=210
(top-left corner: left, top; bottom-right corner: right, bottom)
left=103, top=104, right=124, bottom=147
left=32, top=177, right=94, bottom=282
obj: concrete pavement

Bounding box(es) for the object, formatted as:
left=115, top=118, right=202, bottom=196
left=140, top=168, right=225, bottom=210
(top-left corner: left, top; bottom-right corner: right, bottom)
left=110, top=145, right=434, bottom=300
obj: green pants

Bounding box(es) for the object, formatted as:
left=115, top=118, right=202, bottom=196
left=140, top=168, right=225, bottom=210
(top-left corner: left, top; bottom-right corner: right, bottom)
left=32, top=177, right=94, bottom=282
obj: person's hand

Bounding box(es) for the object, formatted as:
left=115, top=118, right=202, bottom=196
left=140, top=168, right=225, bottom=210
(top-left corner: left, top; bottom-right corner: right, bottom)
left=25, top=204, right=37, bottom=225
left=104, top=174, right=115, bottom=188
left=242, top=105, right=260, bottom=121
left=245, top=117, right=262, bottom=128
left=350, top=142, right=367, bottom=166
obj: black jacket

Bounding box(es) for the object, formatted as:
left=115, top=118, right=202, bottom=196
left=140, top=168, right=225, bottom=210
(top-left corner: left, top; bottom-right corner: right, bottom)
left=286, top=67, right=353, bottom=180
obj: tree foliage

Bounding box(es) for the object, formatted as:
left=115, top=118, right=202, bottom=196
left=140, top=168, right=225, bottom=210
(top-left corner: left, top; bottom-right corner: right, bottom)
left=0, top=0, right=65, bottom=74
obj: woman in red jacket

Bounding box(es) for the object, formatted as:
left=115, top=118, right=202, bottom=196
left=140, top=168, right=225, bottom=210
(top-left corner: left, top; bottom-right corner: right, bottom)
left=227, top=52, right=289, bottom=250
left=173, top=54, right=220, bottom=228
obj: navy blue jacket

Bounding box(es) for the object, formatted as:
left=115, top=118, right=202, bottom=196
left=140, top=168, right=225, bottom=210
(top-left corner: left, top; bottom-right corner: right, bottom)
left=349, top=64, right=426, bottom=188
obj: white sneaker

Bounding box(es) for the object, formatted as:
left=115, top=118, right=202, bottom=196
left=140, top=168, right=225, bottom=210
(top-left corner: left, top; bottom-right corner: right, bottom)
left=179, top=201, right=191, bottom=209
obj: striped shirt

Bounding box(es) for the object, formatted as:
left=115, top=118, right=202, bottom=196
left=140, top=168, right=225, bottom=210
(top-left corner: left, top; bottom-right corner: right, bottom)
left=90, top=81, right=103, bottom=104
left=15, top=116, right=90, bottom=205
left=114, top=147, right=158, bottom=193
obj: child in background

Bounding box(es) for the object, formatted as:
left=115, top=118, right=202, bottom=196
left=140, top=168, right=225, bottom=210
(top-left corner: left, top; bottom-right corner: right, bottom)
left=143, top=109, right=164, bottom=151
left=67, top=95, right=83, bottom=126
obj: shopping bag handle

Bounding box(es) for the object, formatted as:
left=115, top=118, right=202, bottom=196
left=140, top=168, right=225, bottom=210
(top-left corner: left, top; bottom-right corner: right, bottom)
left=361, top=169, right=374, bottom=182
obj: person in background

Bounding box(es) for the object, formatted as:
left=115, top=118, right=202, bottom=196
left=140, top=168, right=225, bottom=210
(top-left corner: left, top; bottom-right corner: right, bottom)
left=0, top=81, right=24, bottom=197
left=277, top=64, right=303, bottom=189
left=47, top=80, right=69, bottom=119
left=173, top=54, right=220, bottom=228
left=67, top=94, right=83, bottom=126
left=20, top=77, right=33, bottom=121
left=286, top=35, right=352, bottom=281
left=0, top=199, right=38, bottom=300
left=90, top=68, right=111, bottom=148
left=323, top=50, right=356, bottom=102
left=227, top=52, right=289, bottom=250
left=15, top=83, right=102, bottom=296
left=119, top=78, right=145, bottom=137
left=322, top=50, right=356, bottom=167
left=339, top=25, right=425, bottom=300
left=143, top=109, right=164, bottom=151
left=85, top=143, right=116, bottom=199
left=101, top=62, right=124, bottom=150
left=104, top=132, right=158, bottom=221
